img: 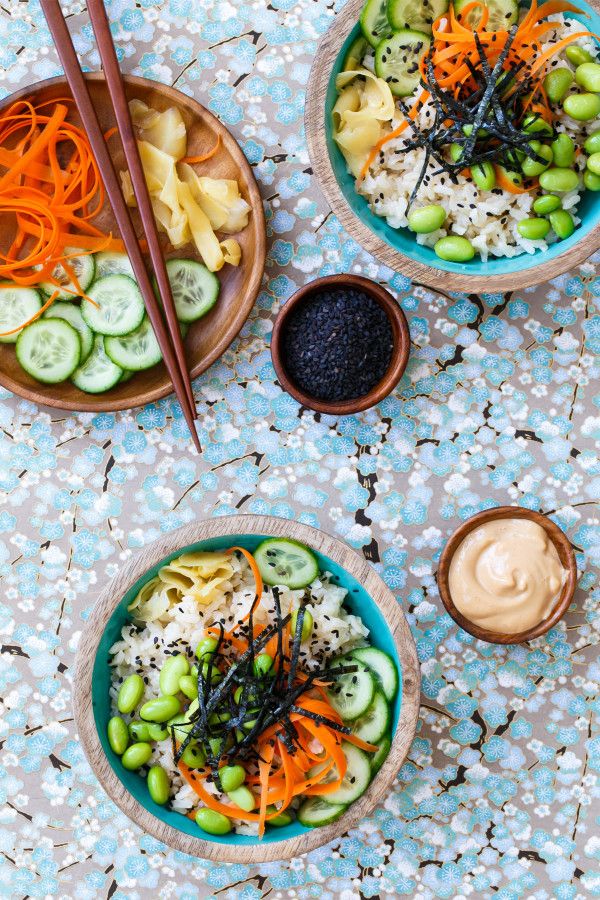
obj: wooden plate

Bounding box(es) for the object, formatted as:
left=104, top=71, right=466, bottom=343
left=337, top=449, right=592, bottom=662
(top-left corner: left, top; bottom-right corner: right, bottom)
left=74, top=515, right=420, bottom=862
left=0, top=74, right=266, bottom=412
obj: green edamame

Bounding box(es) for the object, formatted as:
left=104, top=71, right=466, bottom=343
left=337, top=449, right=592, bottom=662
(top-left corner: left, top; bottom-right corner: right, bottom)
left=140, top=694, right=181, bottom=723
left=543, top=67, right=574, bottom=103
left=470, top=161, right=496, bottom=190
left=539, top=167, right=580, bottom=193
left=195, top=808, right=232, bottom=835
left=549, top=209, right=575, bottom=239
left=129, top=720, right=152, bottom=742
left=532, top=194, right=562, bottom=215
left=584, top=129, right=600, bottom=155
left=253, top=653, right=274, bottom=677
left=121, top=741, right=152, bottom=770
left=517, top=218, right=551, bottom=240
left=195, top=636, right=218, bottom=660
left=497, top=166, right=523, bottom=186
left=434, top=235, right=475, bottom=262
left=200, top=661, right=222, bottom=683
left=226, top=785, right=256, bottom=812
left=147, top=765, right=170, bottom=805
left=148, top=723, right=169, bottom=741
left=407, top=203, right=447, bottom=234
left=575, top=62, right=600, bottom=93
left=563, top=92, right=600, bottom=121
left=181, top=741, right=206, bottom=769
left=117, top=673, right=144, bottom=715
left=219, top=765, right=246, bottom=792
left=167, top=712, right=194, bottom=742
left=522, top=142, right=553, bottom=178
left=523, top=114, right=553, bottom=135
left=159, top=653, right=189, bottom=696
left=290, top=607, right=314, bottom=642
left=550, top=133, right=575, bottom=168
left=565, top=45, right=593, bottom=67
left=107, top=716, right=129, bottom=755
left=584, top=169, right=600, bottom=190
left=179, top=674, right=198, bottom=700
left=587, top=152, right=600, bottom=176
left=449, top=143, right=463, bottom=162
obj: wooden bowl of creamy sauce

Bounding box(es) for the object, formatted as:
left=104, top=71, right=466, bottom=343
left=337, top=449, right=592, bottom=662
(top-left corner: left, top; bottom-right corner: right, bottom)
left=437, top=507, right=577, bottom=644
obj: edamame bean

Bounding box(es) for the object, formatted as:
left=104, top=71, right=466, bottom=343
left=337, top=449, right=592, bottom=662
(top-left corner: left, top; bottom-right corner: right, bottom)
left=129, top=720, right=152, bottom=742
left=253, top=653, right=274, bottom=677
left=179, top=674, right=198, bottom=700
left=121, top=741, right=152, bottom=770
left=434, top=235, right=475, bottom=262
left=449, top=143, right=463, bottom=162
left=549, top=209, right=575, bottom=239
left=584, top=129, right=600, bottom=155
left=219, top=765, right=246, bottom=792
left=532, top=194, right=562, bottom=215
left=407, top=203, right=447, bottom=234
left=117, top=673, right=144, bottom=715
left=565, top=45, right=594, bottom=67
left=267, top=806, right=293, bottom=826
left=181, top=741, right=206, bottom=769
left=563, top=92, right=600, bottom=121
left=195, top=637, right=218, bottom=660
left=159, top=654, right=189, bottom=696
left=497, top=166, right=523, bottom=186
left=290, top=607, right=314, bottom=642
left=551, top=133, right=575, bottom=168
left=148, top=723, right=169, bottom=741
left=539, top=167, right=580, bottom=192
left=147, top=765, right=170, bottom=805
left=195, top=808, right=232, bottom=835
left=226, top=785, right=256, bottom=812
left=107, top=716, right=129, bottom=755
left=470, top=161, right=496, bottom=190
left=575, top=62, right=600, bottom=93
left=140, top=694, right=181, bottom=723
left=200, top=661, right=222, bottom=683
left=587, top=151, right=600, bottom=175
left=522, top=141, right=553, bottom=177
left=167, top=712, right=193, bottom=742
left=523, top=114, right=553, bottom=135
left=543, top=67, right=574, bottom=103
left=584, top=169, right=600, bottom=190
left=517, top=217, right=551, bottom=240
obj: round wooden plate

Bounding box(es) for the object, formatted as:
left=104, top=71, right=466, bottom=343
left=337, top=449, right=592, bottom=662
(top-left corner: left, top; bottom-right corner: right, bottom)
left=74, top=515, right=420, bottom=862
left=0, top=74, right=266, bottom=412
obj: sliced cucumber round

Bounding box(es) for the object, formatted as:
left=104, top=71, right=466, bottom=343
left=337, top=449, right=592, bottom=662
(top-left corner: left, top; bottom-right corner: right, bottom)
left=104, top=316, right=162, bottom=371
left=0, top=285, right=42, bottom=344
left=16, top=319, right=81, bottom=384
left=453, top=0, right=518, bottom=30
left=387, top=0, right=449, bottom=33
left=253, top=538, right=319, bottom=589
left=39, top=248, right=96, bottom=299
left=163, top=258, right=219, bottom=323
left=375, top=29, right=431, bottom=97
left=94, top=251, right=135, bottom=280
left=43, top=301, right=93, bottom=362
left=343, top=34, right=369, bottom=71
left=297, top=796, right=347, bottom=828
left=326, top=656, right=375, bottom=721
left=82, top=275, right=145, bottom=336
left=351, top=646, right=398, bottom=702
left=370, top=733, right=391, bottom=775
left=323, top=742, right=372, bottom=805
left=71, top=335, right=123, bottom=394
left=351, top=690, right=390, bottom=744
left=360, top=0, right=392, bottom=48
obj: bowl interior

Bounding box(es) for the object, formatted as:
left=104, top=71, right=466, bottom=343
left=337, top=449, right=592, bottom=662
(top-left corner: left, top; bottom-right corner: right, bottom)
left=93, top=532, right=403, bottom=847
left=325, top=0, right=600, bottom=277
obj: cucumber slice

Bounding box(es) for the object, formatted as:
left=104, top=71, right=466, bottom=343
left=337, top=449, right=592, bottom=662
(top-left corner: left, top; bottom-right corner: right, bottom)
left=326, top=656, right=375, bottom=721
left=43, top=301, right=94, bottom=362
left=343, top=34, right=369, bottom=71
left=71, top=335, right=123, bottom=393
left=104, top=316, right=162, bottom=371
left=322, top=742, right=372, bottom=805
left=370, top=733, right=391, bottom=774
left=16, top=319, right=81, bottom=384
left=375, top=30, right=431, bottom=97
left=387, top=0, right=449, bottom=33
left=360, top=0, right=392, bottom=48
left=39, top=248, right=95, bottom=299
left=453, top=0, right=518, bottom=30
left=0, top=285, right=42, bottom=344
left=163, top=258, right=219, bottom=323
left=351, top=646, right=398, bottom=702
left=253, top=538, right=319, bottom=589
left=94, top=251, right=135, bottom=280
left=297, top=796, right=347, bottom=828
left=351, top=690, right=390, bottom=744
left=119, top=370, right=135, bottom=383
left=82, top=275, right=145, bottom=336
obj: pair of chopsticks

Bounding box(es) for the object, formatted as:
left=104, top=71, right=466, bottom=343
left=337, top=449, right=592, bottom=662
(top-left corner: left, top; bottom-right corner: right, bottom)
left=40, top=0, right=202, bottom=453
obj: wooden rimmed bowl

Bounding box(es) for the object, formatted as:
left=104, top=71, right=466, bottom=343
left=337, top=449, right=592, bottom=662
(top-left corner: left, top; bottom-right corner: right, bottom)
left=270, top=274, right=410, bottom=415
left=74, top=514, right=420, bottom=862
left=305, top=0, right=600, bottom=294
left=437, top=506, right=577, bottom=644
left=0, top=74, right=266, bottom=412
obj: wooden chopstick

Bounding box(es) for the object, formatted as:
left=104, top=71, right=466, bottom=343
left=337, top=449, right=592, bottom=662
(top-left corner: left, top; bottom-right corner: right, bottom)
left=39, top=0, right=202, bottom=453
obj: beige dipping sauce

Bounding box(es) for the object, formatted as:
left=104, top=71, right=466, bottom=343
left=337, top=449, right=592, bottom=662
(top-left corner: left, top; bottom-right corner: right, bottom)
left=448, top=518, right=567, bottom=633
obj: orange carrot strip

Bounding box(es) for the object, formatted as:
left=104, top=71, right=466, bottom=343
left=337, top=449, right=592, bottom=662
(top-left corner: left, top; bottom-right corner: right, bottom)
left=181, top=133, right=221, bottom=164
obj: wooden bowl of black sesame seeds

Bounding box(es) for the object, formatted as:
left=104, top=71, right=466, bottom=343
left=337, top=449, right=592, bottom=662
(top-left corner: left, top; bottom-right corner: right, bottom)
left=271, top=274, right=410, bottom=415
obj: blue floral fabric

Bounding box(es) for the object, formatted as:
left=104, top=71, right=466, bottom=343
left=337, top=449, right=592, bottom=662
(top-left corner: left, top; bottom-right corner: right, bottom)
left=1, top=1, right=599, bottom=898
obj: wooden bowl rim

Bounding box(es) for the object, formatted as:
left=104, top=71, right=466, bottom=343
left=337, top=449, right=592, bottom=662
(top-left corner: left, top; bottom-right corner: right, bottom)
left=270, top=274, right=410, bottom=414
left=436, top=506, right=577, bottom=644
left=305, top=0, right=600, bottom=293
left=0, top=73, right=266, bottom=412
left=73, top=514, right=421, bottom=862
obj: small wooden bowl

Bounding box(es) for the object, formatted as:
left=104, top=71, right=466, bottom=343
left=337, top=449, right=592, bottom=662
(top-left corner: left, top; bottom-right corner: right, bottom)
left=74, top=514, right=420, bottom=862
left=0, top=74, right=266, bottom=412
left=437, top=507, right=577, bottom=644
left=270, top=274, right=410, bottom=414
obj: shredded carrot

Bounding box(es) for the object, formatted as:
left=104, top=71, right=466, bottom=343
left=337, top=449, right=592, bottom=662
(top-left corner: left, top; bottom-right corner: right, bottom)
left=494, top=165, right=537, bottom=194
left=181, top=133, right=221, bottom=164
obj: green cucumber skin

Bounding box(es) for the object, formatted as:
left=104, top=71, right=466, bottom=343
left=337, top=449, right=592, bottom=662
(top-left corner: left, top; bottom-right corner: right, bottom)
left=16, top=319, right=81, bottom=384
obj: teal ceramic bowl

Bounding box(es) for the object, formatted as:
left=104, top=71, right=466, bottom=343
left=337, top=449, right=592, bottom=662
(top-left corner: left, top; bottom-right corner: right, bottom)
left=74, top=516, right=420, bottom=862
left=306, top=0, right=600, bottom=292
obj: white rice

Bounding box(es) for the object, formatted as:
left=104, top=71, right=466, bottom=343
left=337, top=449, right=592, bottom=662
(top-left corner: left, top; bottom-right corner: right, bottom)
left=359, top=15, right=600, bottom=260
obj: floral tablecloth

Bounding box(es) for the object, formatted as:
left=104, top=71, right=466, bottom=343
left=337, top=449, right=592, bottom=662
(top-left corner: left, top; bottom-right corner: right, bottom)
left=1, top=1, right=600, bottom=898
